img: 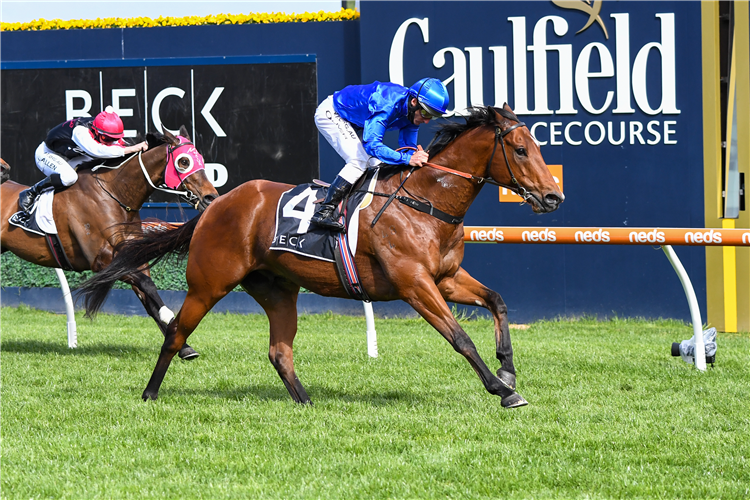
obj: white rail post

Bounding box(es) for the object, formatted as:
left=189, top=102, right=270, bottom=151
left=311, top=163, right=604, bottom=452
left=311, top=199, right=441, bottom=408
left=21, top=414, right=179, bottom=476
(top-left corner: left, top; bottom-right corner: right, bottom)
left=54, top=268, right=77, bottom=348
left=363, top=301, right=378, bottom=358
left=662, top=245, right=705, bottom=370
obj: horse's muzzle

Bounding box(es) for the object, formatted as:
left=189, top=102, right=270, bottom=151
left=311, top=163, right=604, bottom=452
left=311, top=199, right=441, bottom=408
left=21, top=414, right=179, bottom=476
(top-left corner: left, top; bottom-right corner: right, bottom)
left=197, top=193, right=218, bottom=212
left=531, top=192, right=564, bottom=213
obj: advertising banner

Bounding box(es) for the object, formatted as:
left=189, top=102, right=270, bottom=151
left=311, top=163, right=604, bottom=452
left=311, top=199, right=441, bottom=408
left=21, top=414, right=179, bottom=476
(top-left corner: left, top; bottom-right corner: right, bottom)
left=1, top=56, right=318, bottom=202
left=359, top=1, right=706, bottom=320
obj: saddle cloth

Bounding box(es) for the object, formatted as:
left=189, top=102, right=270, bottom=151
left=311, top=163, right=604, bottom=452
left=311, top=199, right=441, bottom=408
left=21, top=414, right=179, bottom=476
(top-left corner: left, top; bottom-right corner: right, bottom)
left=8, top=188, right=74, bottom=270
left=8, top=188, right=58, bottom=236
left=270, top=169, right=379, bottom=262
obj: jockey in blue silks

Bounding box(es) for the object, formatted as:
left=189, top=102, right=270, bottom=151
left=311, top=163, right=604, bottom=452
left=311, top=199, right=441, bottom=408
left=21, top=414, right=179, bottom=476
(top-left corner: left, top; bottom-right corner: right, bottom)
left=311, top=78, right=450, bottom=232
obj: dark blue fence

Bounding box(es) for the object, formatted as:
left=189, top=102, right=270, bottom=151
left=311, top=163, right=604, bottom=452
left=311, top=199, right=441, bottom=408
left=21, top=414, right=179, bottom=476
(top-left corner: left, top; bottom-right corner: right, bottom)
left=1, top=2, right=707, bottom=322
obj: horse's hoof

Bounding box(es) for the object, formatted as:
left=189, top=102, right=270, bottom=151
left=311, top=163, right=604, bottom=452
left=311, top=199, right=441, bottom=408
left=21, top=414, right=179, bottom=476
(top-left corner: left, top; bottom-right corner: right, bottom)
left=142, top=391, right=158, bottom=401
left=497, top=369, right=516, bottom=391
left=179, top=345, right=199, bottom=360
left=501, top=393, right=528, bottom=408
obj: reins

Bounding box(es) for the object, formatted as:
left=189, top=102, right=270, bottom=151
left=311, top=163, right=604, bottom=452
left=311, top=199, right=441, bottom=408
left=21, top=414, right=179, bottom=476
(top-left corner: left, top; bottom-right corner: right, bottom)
left=92, top=153, right=139, bottom=212
left=422, top=120, right=530, bottom=200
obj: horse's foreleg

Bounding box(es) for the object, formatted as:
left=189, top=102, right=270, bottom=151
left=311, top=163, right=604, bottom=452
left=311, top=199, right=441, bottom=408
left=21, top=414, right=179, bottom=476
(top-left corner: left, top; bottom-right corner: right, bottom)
left=437, top=267, right=517, bottom=391
left=403, top=275, right=526, bottom=408
left=243, top=273, right=310, bottom=404
left=122, top=270, right=199, bottom=360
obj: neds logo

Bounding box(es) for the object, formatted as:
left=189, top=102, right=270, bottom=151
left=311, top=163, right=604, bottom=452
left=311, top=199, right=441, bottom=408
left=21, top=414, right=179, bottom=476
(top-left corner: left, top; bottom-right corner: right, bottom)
left=575, top=228, right=610, bottom=242
left=629, top=229, right=666, bottom=243
left=684, top=230, right=722, bottom=244
left=522, top=228, right=557, bottom=242
left=470, top=228, right=505, bottom=241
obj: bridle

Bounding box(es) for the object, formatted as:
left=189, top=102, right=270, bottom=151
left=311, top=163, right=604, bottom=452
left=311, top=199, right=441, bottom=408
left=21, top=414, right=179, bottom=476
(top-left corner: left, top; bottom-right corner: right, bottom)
left=421, top=120, right=532, bottom=203
left=152, top=139, right=203, bottom=208
left=368, top=116, right=543, bottom=227
left=91, top=141, right=202, bottom=212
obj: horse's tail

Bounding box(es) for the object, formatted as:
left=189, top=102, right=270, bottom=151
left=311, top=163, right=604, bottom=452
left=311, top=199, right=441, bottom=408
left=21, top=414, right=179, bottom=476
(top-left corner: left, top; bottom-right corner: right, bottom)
left=76, top=216, right=201, bottom=318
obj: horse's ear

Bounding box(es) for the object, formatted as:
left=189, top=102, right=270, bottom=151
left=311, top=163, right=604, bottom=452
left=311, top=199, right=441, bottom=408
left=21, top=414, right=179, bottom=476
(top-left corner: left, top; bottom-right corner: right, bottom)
left=488, top=105, right=502, bottom=124
left=161, top=126, right=179, bottom=145
left=179, top=125, right=191, bottom=142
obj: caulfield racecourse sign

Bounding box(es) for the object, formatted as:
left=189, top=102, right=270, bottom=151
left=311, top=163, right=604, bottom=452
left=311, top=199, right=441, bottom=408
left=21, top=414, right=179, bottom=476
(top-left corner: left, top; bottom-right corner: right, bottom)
left=387, top=3, right=682, bottom=147
left=359, top=1, right=706, bottom=324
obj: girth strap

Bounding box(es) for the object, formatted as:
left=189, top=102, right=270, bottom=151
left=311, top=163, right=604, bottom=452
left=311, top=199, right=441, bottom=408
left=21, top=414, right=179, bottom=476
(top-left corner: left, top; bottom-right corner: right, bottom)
left=45, top=234, right=75, bottom=271
left=334, top=232, right=371, bottom=302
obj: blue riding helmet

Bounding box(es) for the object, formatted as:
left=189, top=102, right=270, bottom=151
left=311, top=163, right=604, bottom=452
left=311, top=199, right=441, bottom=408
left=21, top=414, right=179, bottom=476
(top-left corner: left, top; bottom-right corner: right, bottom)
left=409, top=78, right=449, bottom=117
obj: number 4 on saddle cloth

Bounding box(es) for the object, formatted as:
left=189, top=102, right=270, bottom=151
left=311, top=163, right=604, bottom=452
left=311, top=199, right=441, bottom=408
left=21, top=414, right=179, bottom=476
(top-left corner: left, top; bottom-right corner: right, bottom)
left=8, top=188, right=75, bottom=270
left=271, top=169, right=380, bottom=301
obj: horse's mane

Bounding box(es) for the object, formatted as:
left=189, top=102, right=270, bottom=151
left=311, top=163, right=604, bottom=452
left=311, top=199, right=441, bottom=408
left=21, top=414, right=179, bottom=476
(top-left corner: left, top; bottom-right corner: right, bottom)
left=77, top=132, right=168, bottom=172
left=428, top=106, right=520, bottom=159
left=374, top=106, right=521, bottom=182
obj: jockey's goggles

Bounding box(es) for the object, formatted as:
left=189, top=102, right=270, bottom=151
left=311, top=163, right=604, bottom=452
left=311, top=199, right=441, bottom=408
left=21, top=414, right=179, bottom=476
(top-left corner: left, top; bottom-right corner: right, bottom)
left=419, top=104, right=442, bottom=120
left=98, top=133, right=119, bottom=144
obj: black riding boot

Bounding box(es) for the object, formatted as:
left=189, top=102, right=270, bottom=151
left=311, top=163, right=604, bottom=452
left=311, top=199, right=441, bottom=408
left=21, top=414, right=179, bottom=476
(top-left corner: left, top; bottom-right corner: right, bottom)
left=18, top=174, right=63, bottom=213
left=310, top=175, right=353, bottom=232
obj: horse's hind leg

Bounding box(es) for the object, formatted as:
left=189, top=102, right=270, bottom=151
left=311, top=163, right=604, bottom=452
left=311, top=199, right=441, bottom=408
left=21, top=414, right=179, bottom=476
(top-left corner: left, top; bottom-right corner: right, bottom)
left=403, top=271, right=525, bottom=408
left=142, top=287, right=223, bottom=400
left=123, top=270, right=199, bottom=360
left=437, top=266, right=518, bottom=392
left=242, top=272, right=310, bottom=404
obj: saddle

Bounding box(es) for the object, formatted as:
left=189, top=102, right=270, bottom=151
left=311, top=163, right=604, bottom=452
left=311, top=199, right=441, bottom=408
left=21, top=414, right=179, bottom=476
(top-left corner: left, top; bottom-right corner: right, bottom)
left=272, top=170, right=380, bottom=301
left=273, top=165, right=465, bottom=301
left=8, top=189, right=75, bottom=271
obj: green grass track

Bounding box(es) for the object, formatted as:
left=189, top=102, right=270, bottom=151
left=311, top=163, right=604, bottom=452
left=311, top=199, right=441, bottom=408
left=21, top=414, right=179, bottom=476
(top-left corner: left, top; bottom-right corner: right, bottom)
left=2, top=306, right=748, bottom=499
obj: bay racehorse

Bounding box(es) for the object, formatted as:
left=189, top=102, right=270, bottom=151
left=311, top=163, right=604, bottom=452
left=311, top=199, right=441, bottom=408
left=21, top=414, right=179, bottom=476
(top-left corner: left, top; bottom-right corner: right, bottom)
left=78, top=105, right=563, bottom=406
left=1, top=127, right=219, bottom=359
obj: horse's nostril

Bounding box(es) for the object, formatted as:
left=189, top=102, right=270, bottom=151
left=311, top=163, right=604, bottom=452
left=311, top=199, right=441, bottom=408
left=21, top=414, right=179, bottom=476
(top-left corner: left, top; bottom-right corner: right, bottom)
left=545, top=193, right=562, bottom=206
left=204, top=194, right=218, bottom=204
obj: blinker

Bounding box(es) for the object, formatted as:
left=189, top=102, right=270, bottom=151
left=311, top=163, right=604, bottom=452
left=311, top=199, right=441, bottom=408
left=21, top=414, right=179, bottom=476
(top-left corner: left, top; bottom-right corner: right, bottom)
left=164, top=136, right=206, bottom=189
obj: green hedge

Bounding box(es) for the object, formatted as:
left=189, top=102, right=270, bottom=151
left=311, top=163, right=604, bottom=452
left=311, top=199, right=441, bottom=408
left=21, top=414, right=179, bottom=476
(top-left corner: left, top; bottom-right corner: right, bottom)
left=1, top=252, right=189, bottom=290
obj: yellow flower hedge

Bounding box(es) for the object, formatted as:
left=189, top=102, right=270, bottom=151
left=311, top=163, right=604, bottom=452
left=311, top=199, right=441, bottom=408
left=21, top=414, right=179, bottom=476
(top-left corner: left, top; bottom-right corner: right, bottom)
left=0, top=8, right=359, bottom=32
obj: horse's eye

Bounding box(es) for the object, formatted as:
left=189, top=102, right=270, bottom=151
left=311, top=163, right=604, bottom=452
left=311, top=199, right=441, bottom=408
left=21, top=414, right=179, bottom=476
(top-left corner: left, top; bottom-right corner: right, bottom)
left=516, top=147, right=527, bottom=157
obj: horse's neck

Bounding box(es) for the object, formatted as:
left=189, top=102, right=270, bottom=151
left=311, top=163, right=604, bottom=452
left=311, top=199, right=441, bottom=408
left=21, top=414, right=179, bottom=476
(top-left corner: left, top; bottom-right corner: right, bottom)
left=92, top=149, right=163, bottom=208
left=408, top=130, right=489, bottom=217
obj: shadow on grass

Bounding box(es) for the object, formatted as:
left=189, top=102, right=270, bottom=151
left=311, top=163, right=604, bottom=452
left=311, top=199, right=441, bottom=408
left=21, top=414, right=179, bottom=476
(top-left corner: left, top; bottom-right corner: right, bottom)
left=0, top=339, right=154, bottom=357
left=164, top=384, right=418, bottom=406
